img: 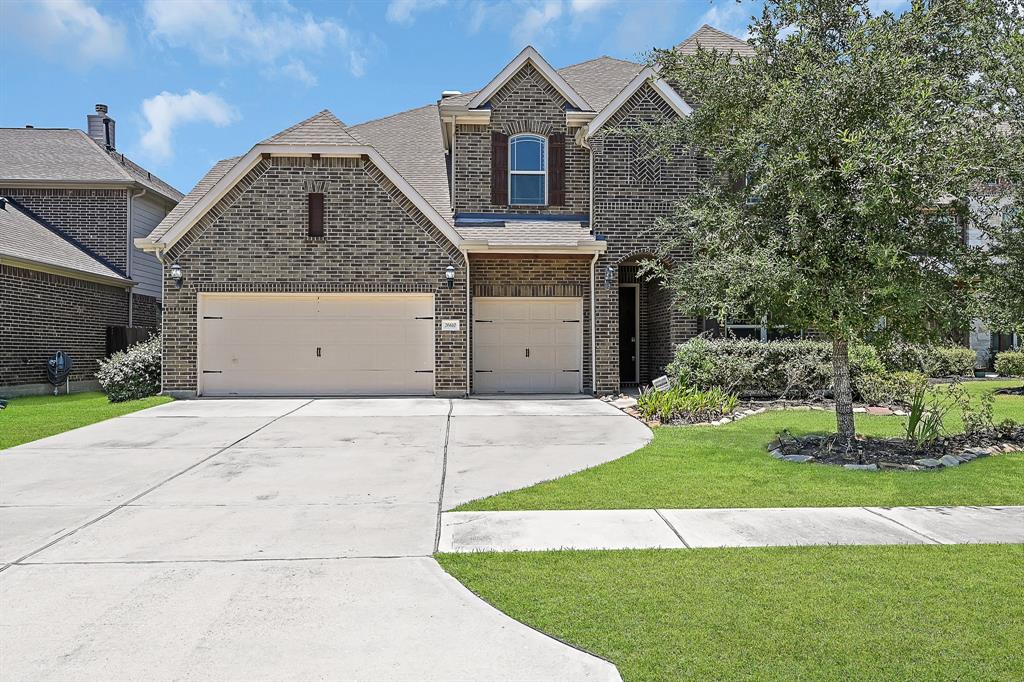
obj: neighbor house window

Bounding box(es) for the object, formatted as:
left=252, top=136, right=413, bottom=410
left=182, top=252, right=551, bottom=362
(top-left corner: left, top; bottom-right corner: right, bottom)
left=509, top=134, right=546, bottom=205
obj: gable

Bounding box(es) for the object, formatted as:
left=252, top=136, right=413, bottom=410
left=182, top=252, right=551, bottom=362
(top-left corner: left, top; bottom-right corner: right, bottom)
left=468, top=46, right=592, bottom=111
left=584, top=68, right=692, bottom=138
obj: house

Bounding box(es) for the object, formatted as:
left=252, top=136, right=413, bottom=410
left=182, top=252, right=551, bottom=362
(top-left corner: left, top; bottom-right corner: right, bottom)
left=0, top=105, right=183, bottom=396
left=138, top=26, right=745, bottom=398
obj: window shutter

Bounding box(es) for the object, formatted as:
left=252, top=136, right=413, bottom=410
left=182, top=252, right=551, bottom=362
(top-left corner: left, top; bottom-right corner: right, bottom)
left=548, top=132, right=566, bottom=206
left=307, top=193, right=324, bottom=237
left=491, top=132, right=508, bottom=205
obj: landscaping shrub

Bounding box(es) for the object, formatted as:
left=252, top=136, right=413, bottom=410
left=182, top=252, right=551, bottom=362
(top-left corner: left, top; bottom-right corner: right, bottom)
left=636, top=384, right=739, bottom=423
left=96, top=335, right=161, bottom=402
left=994, top=350, right=1024, bottom=377
left=667, top=337, right=882, bottom=399
left=854, top=371, right=928, bottom=407
left=878, top=342, right=977, bottom=377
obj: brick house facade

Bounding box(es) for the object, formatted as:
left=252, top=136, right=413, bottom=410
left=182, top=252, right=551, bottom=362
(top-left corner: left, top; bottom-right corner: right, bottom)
left=0, top=107, right=182, bottom=395
left=141, top=29, right=745, bottom=398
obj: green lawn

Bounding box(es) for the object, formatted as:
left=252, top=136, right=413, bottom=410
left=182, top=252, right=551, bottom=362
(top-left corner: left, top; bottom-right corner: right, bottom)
left=0, top=391, right=172, bottom=449
left=439, top=544, right=1024, bottom=682
left=459, top=379, right=1024, bottom=511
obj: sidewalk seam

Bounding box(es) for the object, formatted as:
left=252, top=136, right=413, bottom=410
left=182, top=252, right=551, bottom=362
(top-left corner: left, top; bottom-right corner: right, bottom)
left=862, top=507, right=944, bottom=544
left=654, top=509, right=691, bottom=548
left=433, top=399, right=454, bottom=554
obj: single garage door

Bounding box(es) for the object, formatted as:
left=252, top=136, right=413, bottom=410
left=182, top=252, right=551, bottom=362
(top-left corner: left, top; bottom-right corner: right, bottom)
left=473, top=297, right=583, bottom=394
left=198, top=293, right=435, bottom=396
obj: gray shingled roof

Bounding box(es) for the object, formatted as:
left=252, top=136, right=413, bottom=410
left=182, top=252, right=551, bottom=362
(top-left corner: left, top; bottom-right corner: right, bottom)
left=147, top=156, right=240, bottom=242
left=261, top=109, right=359, bottom=145
left=0, top=128, right=183, bottom=201
left=348, top=105, right=453, bottom=221
left=456, top=220, right=596, bottom=247
left=676, top=24, right=754, bottom=56
left=0, top=196, right=128, bottom=283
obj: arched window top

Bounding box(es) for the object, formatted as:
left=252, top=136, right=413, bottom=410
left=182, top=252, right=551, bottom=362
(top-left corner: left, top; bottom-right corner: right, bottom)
left=509, top=134, right=546, bottom=206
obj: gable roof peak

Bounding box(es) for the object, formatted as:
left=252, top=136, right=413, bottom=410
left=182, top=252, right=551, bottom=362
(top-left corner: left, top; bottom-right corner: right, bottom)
left=467, top=45, right=593, bottom=112
left=262, top=109, right=357, bottom=145
left=676, top=24, right=754, bottom=56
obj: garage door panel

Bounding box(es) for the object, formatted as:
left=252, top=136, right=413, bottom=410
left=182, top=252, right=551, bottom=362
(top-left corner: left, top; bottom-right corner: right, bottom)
left=472, top=297, right=583, bottom=394
left=199, top=294, right=435, bottom=396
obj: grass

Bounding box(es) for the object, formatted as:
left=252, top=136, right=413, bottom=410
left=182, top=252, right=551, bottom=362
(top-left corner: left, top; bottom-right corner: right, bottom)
left=0, top=391, right=172, bottom=449
left=439, top=544, right=1024, bottom=682
left=459, top=379, right=1024, bottom=510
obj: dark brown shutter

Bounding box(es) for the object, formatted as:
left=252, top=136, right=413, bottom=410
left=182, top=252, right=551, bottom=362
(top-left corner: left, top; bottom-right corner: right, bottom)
left=548, top=132, right=566, bottom=206
left=491, top=132, right=508, bottom=205
left=307, top=193, right=324, bottom=237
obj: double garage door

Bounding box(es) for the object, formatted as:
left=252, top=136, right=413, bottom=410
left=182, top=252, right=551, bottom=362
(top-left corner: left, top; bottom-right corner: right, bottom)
left=473, top=297, right=583, bottom=394
left=198, top=294, right=434, bottom=396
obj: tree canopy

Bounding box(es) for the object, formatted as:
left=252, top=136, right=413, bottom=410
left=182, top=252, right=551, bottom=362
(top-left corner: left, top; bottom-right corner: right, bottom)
left=645, top=0, right=1023, bottom=437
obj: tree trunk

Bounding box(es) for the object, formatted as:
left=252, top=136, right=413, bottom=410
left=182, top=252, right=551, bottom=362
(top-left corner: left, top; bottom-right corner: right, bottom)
left=832, top=338, right=856, bottom=442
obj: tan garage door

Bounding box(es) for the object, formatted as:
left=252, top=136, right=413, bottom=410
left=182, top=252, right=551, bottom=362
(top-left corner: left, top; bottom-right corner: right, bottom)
left=198, top=294, right=434, bottom=396
left=473, top=297, right=583, bottom=394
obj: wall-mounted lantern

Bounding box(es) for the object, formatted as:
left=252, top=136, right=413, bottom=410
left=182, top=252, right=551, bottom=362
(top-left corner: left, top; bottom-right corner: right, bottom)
left=604, top=264, right=615, bottom=288
left=169, top=263, right=184, bottom=289
left=445, top=265, right=456, bottom=289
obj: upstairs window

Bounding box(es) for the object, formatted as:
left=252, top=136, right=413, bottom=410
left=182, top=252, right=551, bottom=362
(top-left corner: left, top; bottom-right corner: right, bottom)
left=509, top=134, right=546, bottom=205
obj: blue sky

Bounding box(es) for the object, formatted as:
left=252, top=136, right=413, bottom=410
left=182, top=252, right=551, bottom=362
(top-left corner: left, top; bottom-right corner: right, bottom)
left=1, top=1, right=901, bottom=193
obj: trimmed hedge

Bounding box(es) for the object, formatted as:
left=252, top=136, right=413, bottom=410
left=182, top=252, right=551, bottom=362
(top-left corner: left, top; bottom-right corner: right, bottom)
left=855, top=371, right=928, bottom=407
left=877, top=342, right=977, bottom=377
left=96, top=335, right=161, bottom=402
left=994, top=351, right=1024, bottom=377
left=667, top=337, right=884, bottom=399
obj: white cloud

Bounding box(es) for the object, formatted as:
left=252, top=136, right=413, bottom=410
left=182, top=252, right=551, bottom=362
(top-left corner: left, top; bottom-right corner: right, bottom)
left=386, top=0, right=448, bottom=25
left=6, top=0, right=126, bottom=67
left=570, top=0, right=613, bottom=13
left=698, top=1, right=755, bottom=40
left=143, top=0, right=368, bottom=77
left=278, top=59, right=318, bottom=87
left=139, top=90, right=237, bottom=161
left=514, top=0, right=563, bottom=44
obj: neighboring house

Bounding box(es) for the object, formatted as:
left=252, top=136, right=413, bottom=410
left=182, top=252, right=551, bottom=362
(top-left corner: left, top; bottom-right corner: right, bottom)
left=137, top=26, right=743, bottom=398
left=0, top=105, right=183, bottom=396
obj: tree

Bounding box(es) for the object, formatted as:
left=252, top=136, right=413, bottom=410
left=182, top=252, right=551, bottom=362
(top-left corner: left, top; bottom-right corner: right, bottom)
left=645, top=0, right=1023, bottom=441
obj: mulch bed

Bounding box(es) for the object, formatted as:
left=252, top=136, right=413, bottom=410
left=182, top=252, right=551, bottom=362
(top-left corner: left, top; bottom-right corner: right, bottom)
left=769, top=427, right=1024, bottom=470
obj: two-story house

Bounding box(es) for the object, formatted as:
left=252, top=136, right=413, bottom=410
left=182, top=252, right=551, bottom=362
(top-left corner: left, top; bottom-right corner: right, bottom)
left=138, top=26, right=745, bottom=398
left=0, top=105, right=183, bottom=395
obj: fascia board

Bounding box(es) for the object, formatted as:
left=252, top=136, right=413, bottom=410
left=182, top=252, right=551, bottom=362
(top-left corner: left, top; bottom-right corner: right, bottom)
left=0, top=254, right=135, bottom=288
left=467, top=46, right=592, bottom=111
left=584, top=68, right=692, bottom=138
left=462, top=242, right=607, bottom=254
left=153, top=143, right=463, bottom=254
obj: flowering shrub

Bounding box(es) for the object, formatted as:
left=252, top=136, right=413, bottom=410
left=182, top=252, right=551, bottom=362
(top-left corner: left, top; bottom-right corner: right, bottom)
left=96, top=335, right=161, bottom=402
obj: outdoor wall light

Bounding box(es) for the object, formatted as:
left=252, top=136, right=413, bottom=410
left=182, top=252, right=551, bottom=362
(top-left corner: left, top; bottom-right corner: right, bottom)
left=604, top=264, right=615, bottom=287
left=445, top=265, right=456, bottom=289
left=169, top=263, right=184, bottom=289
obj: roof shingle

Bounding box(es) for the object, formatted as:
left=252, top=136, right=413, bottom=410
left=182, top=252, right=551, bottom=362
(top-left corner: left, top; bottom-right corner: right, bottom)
left=0, top=196, right=128, bottom=282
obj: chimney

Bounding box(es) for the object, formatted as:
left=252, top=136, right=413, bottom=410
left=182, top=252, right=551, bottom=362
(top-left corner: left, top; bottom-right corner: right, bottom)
left=87, top=103, right=115, bottom=151
left=440, top=90, right=463, bottom=100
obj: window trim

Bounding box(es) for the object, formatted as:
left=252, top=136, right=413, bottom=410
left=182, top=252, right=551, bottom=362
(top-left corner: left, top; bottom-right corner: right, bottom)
left=508, top=134, right=547, bottom=206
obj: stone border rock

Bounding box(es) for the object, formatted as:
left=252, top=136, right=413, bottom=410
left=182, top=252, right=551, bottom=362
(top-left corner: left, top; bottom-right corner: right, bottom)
left=766, top=440, right=1023, bottom=471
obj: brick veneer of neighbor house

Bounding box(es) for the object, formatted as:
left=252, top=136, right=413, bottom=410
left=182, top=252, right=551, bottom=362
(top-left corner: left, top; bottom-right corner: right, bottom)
left=131, top=293, right=161, bottom=332
left=161, top=156, right=467, bottom=396
left=591, top=81, right=711, bottom=393
left=454, top=63, right=589, bottom=215
left=0, top=264, right=128, bottom=386
left=0, top=187, right=128, bottom=272
left=469, top=254, right=594, bottom=392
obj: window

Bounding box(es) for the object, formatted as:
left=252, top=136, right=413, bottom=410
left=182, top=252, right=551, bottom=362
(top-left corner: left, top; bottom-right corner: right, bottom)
left=509, top=134, right=546, bottom=205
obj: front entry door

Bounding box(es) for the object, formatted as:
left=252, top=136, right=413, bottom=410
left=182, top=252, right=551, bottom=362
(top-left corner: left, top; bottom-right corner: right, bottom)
left=619, top=287, right=638, bottom=384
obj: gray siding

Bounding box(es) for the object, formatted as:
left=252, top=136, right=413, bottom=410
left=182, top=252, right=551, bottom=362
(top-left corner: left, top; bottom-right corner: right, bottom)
left=131, top=193, right=169, bottom=299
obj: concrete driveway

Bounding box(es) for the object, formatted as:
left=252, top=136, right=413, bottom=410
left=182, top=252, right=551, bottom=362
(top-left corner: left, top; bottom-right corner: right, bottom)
left=0, top=396, right=649, bottom=681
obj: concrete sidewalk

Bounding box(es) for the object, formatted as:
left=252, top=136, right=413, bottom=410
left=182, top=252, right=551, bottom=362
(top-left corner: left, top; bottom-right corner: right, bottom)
left=438, top=505, right=1024, bottom=552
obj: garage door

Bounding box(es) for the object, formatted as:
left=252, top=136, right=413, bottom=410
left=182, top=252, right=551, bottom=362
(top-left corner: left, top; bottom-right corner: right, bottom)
left=198, top=294, right=435, bottom=396
left=473, top=297, right=583, bottom=394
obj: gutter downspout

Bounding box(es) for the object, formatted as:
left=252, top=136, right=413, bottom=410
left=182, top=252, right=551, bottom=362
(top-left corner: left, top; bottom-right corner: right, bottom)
left=463, top=248, right=471, bottom=396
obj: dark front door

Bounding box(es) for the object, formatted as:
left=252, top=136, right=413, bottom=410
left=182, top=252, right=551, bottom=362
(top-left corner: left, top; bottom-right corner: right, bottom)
left=619, top=287, right=637, bottom=384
